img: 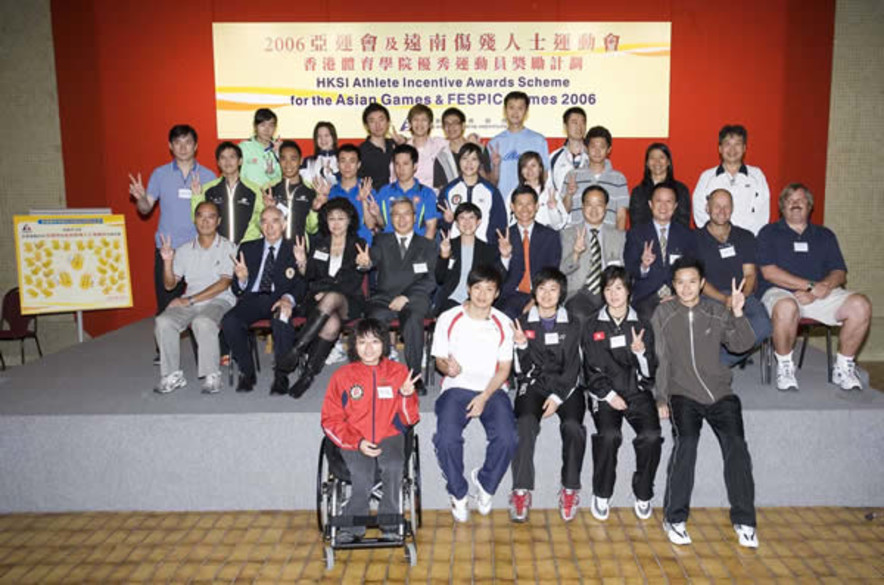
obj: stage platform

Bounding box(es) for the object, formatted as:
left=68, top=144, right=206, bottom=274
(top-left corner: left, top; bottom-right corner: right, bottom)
left=1, top=318, right=882, bottom=513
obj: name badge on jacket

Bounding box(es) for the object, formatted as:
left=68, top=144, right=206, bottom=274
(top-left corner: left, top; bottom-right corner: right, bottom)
left=544, top=332, right=559, bottom=345
left=314, top=250, right=329, bottom=261
left=377, top=386, right=394, bottom=399
left=610, top=335, right=627, bottom=349
left=719, top=245, right=736, bottom=259
left=413, top=262, right=428, bottom=274
left=794, top=242, right=809, bottom=253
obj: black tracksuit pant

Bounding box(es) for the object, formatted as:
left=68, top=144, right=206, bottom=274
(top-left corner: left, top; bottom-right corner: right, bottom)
left=664, top=394, right=756, bottom=527
left=590, top=391, right=663, bottom=501
left=511, top=386, right=586, bottom=491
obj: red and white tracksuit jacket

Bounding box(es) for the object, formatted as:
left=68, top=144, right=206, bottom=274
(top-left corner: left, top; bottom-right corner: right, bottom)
left=321, top=359, right=420, bottom=450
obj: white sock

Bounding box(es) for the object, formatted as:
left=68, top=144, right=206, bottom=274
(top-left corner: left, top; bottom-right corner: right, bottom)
left=775, top=352, right=793, bottom=365
left=836, top=353, right=854, bottom=368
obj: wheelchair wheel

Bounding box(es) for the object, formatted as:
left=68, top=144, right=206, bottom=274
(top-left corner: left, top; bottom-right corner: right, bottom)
left=404, top=541, right=417, bottom=566
left=316, top=437, right=329, bottom=534
left=409, top=433, right=423, bottom=531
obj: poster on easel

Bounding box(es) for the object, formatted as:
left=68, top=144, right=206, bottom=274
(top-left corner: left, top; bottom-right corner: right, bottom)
left=13, top=214, right=134, bottom=315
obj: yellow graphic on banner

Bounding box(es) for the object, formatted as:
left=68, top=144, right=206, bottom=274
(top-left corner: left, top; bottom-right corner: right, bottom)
left=14, top=215, right=134, bottom=315
left=213, top=22, right=670, bottom=139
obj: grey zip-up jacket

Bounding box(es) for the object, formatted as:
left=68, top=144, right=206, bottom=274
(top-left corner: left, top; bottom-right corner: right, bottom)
left=651, top=297, right=755, bottom=405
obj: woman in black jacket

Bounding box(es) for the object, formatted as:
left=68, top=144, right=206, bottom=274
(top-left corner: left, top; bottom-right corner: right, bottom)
left=582, top=265, right=662, bottom=522
left=629, top=143, right=691, bottom=227
left=280, top=197, right=366, bottom=397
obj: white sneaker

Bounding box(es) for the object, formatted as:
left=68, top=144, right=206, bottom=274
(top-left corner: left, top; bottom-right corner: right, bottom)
left=663, top=521, right=692, bottom=546
left=389, top=347, right=401, bottom=362
left=155, top=370, right=186, bottom=394
left=590, top=494, right=609, bottom=521
left=776, top=361, right=799, bottom=392
left=201, top=371, right=222, bottom=394
left=324, top=340, right=348, bottom=366
left=634, top=499, right=652, bottom=520
left=471, top=468, right=493, bottom=515
left=450, top=494, right=470, bottom=523
left=734, top=524, right=759, bottom=548
left=832, top=362, right=862, bottom=391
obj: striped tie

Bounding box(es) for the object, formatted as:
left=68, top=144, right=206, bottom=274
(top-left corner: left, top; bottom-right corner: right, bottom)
left=585, top=228, right=601, bottom=295
left=660, top=226, right=668, bottom=264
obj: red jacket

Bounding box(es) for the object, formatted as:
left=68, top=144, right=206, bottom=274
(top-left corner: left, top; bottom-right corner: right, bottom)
left=321, top=359, right=420, bottom=450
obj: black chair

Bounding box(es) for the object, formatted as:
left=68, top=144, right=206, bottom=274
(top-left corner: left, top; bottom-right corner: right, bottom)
left=0, top=288, right=43, bottom=369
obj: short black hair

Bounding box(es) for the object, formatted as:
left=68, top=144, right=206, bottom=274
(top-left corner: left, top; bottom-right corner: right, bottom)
left=194, top=199, right=220, bottom=216
left=362, top=103, right=390, bottom=125
left=467, top=264, right=502, bottom=291
left=586, top=125, right=612, bottom=148
left=279, top=140, right=302, bottom=158
left=511, top=184, right=538, bottom=205
left=347, top=318, right=391, bottom=363
left=582, top=184, right=609, bottom=205
left=457, top=142, right=483, bottom=162
left=442, top=107, right=466, bottom=124
left=253, top=108, right=277, bottom=126
left=319, top=197, right=359, bottom=237
left=312, top=121, right=338, bottom=152
left=454, top=201, right=482, bottom=221
left=531, top=267, right=568, bottom=307
left=337, top=143, right=361, bottom=161
left=600, top=265, right=632, bottom=296
left=504, top=91, right=530, bottom=108
left=671, top=256, right=705, bottom=280
left=650, top=181, right=678, bottom=201
left=393, top=143, right=419, bottom=165
left=215, top=141, right=242, bottom=161
left=168, top=124, right=197, bottom=143
left=562, top=107, right=587, bottom=124
left=718, top=124, right=748, bottom=145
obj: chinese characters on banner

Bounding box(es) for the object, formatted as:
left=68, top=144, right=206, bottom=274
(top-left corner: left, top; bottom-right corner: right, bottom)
left=14, top=215, right=134, bottom=315
left=213, top=22, right=670, bottom=138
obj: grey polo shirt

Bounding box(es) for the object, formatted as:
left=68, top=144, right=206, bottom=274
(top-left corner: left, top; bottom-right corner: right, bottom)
left=173, top=234, right=237, bottom=306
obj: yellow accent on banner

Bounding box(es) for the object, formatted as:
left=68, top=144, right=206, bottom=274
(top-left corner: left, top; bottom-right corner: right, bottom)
left=14, top=215, right=134, bottom=315
left=213, top=22, right=671, bottom=139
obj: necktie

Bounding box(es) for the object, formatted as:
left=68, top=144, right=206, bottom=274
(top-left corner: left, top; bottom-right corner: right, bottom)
left=259, top=246, right=276, bottom=293
left=585, top=228, right=601, bottom=295
left=518, top=229, right=532, bottom=294
left=660, top=226, right=668, bottom=264
left=399, top=236, right=408, bottom=260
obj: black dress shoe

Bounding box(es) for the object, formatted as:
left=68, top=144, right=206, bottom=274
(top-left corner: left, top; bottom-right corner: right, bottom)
left=414, top=380, right=427, bottom=396
left=236, top=374, right=256, bottom=393
left=288, top=371, right=316, bottom=399
left=270, top=373, right=288, bottom=395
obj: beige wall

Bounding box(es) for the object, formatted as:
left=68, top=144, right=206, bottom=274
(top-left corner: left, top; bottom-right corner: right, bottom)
left=825, top=0, right=884, bottom=360
left=0, top=0, right=80, bottom=363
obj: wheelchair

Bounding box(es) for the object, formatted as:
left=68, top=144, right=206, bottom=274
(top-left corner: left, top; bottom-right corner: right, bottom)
left=316, top=428, right=422, bottom=570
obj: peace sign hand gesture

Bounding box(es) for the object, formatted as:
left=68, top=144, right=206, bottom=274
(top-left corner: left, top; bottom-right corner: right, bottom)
left=357, top=177, right=373, bottom=202
left=630, top=326, right=646, bottom=354
left=512, top=319, right=528, bottom=346
left=731, top=277, right=746, bottom=317
left=355, top=242, right=371, bottom=269
left=262, top=187, right=276, bottom=208
left=496, top=228, right=512, bottom=259
left=365, top=193, right=381, bottom=219
left=440, top=230, right=452, bottom=259
left=438, top=200, right=455, bottom=224
left=159, top=234, right=174, bottom=261
left=641, top=241, right=656, bottom=269
left=390, top=124, right=406, bottom=145
left=400, top=369, right=422, bottom=396
left=566, top=171, right=578, bottom=196
left=128, top=172, right=146, bottom=202
left=488, top=142, right=501, bottom=168
left=293, top=235, right=308, bottom=267
left=190, top=173, right=201, bottom=197
left=572, top=225, right=587, bottom=256
left=231, top=251, right=249, bottom=282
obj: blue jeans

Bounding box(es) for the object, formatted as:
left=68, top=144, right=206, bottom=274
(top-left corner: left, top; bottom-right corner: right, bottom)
left=716, top=296, right=772, bottom=366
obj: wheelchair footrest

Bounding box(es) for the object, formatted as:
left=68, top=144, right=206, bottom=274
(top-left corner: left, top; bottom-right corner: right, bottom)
left=329, top=513, right=405, bottom=529
left=332, top=537, right=406, bottom=550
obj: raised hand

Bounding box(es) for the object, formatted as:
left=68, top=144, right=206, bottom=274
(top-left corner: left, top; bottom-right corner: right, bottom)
left=488, top=142, right=501, bottom=168
left=512, top=319, right=528, bottom=346
left=314, top=175, right=331, bottom=199
left=546, top=186, right=558, bottom=209
left=630, top=326, right=646, bottom=353
left=272, top=137, right=283, bottom=156
left=731, top=277, right=746, bottom=316
left=365, top=193, right=381, bottom=219
left=438, top=200, right=455, bottom=224
left=357, top=177, right=373, bottom=202
left=232, top=251, right=248, bottom=282
left=293, top=235, right=308, bottom=267
left=566, top=171, right=578, bottom=196
left=390, top=124, right=406, bottom=145
left=400, top=369, right=422, bottom=396
left=496, top=228, right=512, bottom=258
left=262, top=187, right=276, bottom=208
left=572, top=225, right=587, bottom=256
left=159, top=234, right=174, bottom=261
left=641, top=241, right=656, bottom=269
left=190, top=173, right=201, bottom=197
left=440, top=230, right=452, bottom=259
left=128, top=172, right=146, bottom=202
left=355, top=242, right=371, bottom=268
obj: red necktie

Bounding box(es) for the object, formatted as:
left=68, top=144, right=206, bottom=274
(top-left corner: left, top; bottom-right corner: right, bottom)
left=518, top=228, right=531, bottom=294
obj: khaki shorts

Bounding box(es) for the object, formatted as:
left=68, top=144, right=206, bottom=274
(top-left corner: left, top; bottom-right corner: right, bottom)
left=761, top=286, right=854, bottom=326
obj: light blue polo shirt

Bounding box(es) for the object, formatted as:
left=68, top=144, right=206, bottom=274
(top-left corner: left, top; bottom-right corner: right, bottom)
left=147, top=160, right=216, bottom=248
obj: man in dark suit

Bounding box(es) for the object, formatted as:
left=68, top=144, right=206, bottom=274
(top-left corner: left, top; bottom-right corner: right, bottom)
left=560, top=186, right=627, bottom=323
left=357, top=198, right=437, bottom=394
left=625, top=182, right=696, bottom=322
left=497, top=185, right=563, bottom=319
left=435, top=202, right=504, bottom=315
left=221, top=206, right=306, bottom=394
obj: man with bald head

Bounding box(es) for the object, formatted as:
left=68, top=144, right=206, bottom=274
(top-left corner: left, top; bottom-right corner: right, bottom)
left=695, top=188, right=771, bottom=365
left=756, top=183, right=872, bottom=392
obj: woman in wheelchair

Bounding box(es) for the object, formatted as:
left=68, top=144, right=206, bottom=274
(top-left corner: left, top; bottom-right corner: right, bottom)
left=320, top=318, right=421, bottom=543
